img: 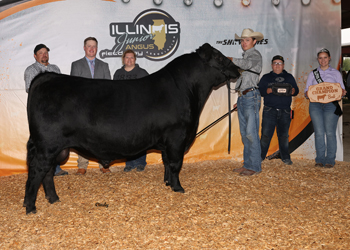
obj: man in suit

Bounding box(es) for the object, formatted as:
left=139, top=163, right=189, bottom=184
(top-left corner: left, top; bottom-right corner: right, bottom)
left=70, top=37, right=111, bottom=175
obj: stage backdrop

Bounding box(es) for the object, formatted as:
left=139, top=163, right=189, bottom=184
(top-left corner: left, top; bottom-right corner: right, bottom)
left=0, top=0, right=342, bottom=176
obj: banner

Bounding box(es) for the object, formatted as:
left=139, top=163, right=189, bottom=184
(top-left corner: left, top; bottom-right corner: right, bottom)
left=0, top=0, right=342, bottom=176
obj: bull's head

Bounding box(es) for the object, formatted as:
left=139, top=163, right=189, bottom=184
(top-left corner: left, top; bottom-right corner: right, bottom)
left=196, top=43, right=241, bottom=81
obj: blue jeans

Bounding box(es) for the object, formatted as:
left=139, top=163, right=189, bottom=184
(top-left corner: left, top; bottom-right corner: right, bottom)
left=260, top=106, right=291, bottom=161
left=237, top=89, right=261, bottom=172
left=55, top=165, right=62, bottom=175
left=309, top=102, right=339, bottom=165
left=126, top=154, right=147, bottom=167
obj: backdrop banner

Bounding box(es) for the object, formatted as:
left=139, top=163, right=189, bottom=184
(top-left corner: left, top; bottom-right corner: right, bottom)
left=0, top=0, right=342, bottom=176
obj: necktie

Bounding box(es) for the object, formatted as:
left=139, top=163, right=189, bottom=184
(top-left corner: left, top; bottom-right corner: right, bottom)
left=90, top=60, right=94, bottom=78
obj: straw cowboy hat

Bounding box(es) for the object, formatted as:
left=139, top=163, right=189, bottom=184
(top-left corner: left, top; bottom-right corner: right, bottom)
left=235, top=28, right=264, bottom=41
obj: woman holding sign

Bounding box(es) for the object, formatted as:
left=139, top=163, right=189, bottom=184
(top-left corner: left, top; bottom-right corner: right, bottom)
left=304, top=48, right=346, bottom=168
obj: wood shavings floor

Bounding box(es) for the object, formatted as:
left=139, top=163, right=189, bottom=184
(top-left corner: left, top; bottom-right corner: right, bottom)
left=0, top=159, right=349, bottom=249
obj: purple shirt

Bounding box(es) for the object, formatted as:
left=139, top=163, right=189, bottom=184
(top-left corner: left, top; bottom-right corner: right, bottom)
left=304, top=66, right=345, bottom=96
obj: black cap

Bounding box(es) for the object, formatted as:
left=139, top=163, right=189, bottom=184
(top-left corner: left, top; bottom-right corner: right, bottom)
left=272, top=55, right=284, bottom=63
left=34, top=44, right=50, bottom=54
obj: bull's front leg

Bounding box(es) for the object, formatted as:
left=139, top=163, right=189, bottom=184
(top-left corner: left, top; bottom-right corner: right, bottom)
left=161, top=148, right=185, bottom=193
left=161, top=151, right=171, bottom=186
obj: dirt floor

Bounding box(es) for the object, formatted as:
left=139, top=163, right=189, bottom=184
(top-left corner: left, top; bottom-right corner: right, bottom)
left=1, top=158, right=350, bottom=249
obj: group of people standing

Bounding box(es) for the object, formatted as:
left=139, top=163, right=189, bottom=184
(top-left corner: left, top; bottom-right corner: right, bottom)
left=24, top=37, right=148, bottom=176
left=231, top=28, right=346, bottom=177
left=24, top=29, right=346, bottom=178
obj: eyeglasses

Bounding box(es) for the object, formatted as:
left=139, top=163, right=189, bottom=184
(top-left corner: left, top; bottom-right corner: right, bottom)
left=272, top=62, right=283, bottom=65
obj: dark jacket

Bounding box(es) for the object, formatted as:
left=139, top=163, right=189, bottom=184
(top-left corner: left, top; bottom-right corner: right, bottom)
left=258, top=69, right=299, bottom=110
left=113, top=64, right=148, bottom=80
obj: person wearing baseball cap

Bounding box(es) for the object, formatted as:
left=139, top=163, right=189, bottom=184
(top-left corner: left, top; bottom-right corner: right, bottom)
left=24, top=44, right=60, bottom=92
left=258, top=55, right=299, bottom=165
left=24, top=44, right=68, bottom=177
left=231, top=28, right=264, bottom=176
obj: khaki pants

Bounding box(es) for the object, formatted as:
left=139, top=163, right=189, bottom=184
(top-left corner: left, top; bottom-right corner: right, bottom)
left=77, top=155, right=103, bottom=169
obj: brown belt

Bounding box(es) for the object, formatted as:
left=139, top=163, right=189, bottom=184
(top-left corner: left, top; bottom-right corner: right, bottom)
left=238, top=87, right=257, bottom=97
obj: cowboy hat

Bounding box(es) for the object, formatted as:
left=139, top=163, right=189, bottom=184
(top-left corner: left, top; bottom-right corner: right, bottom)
left=235, top=28, right=264, bottom=41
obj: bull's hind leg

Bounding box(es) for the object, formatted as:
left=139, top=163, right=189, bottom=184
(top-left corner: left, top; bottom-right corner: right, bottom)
left=42, top=164, right=60, bottom=204
left=161, top=148, right=185, bottom=193
left=41, top=149, right=70, bottom=204
left=24, top=155, right=56, bottom=214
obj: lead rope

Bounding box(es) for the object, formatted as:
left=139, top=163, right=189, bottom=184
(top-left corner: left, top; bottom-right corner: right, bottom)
left=227, top=79, right=231, bottom=154
left=195, top=80, right=237, bottom=155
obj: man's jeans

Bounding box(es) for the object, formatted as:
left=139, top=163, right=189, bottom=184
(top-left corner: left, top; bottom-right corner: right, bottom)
left=260, top=106, right=291, bottom=161
left=237, top=89, right=261, bottom=172
left=309, top=102, right=339, bottom=165
left=126, top=154, right=147, bottom=167
left=55, top=165, right=62, bottom=175
left=77, top=155, right=104, bottom=169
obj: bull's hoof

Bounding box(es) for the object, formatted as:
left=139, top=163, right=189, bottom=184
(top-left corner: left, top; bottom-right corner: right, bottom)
left=49, top=198, right=60, bottom=204
left=26, top=207, right=37, bottom=215
left=46, top=195, right=60, bottom=204
left=26, top=210, right=37, bottom=215
left=172, top=187, right=185, bottom=193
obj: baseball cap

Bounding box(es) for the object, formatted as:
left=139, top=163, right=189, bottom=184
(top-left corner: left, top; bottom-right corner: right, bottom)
left=272, top=55, right=284, bottom=63
left=34, top=44, right=50, bottom=54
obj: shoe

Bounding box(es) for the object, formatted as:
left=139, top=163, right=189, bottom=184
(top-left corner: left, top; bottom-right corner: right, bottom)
left=136, top=165, right=146, bottom=172
left=76, top=169, right=86, bottom=175
left=55, top=170, right=68, bottom=176
left=324, top=164, right=334, bottom=168
left=283, top=159, right=293, bottom=165
left=124, top=165, right=136, bottom=172
left=100, top=168, right=111, bottom=173
left=315, top=163, right=323, bottom=167
left=233, top=167, right=246, bottom=174
left=239, top=169, right=258, bottom=176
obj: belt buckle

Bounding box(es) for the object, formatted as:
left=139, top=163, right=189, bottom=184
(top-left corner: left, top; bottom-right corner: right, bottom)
left=237, top=91, right=242, bottom=97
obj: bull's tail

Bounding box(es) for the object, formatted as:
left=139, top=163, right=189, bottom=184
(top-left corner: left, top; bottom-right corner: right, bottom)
left=26, top=137, right=36, bottom=170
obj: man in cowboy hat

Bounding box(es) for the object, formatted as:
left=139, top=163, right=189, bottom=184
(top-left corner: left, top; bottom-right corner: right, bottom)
left=231, top=28, right=264, bottom=176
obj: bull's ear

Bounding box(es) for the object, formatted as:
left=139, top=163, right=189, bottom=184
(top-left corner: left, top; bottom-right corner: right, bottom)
left=196, top=43, right=213, bottom=62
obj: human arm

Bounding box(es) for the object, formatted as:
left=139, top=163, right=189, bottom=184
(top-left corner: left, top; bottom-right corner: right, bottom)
left=231, top=50, right=262, bottom=73
left=50, top=64, right=61, bottom=74
left=289, top=74, right=299, bottom=96
left=138, top=68, right=149, bottom=78
left=103, top=62, right=111, bottom=80
left=232, top=50, right=262, bottom=90
left=304, top=71, right=315, bottom=98
left=257, top=74, right=270, bottom=96
left=24, top=67, right=32, bottom=93
left=113, top=68, right=123, bottom=80
left=70, top=61, right=79, bottom=76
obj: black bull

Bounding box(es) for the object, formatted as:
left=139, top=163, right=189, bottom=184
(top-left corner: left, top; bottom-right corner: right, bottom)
left=24, top=43, right=240, bottom=214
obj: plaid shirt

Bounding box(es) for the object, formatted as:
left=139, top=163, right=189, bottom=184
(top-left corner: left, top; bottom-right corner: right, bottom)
left=24, top=61, right=60, bottom=92
left=232, top=47, right=262, bottom=91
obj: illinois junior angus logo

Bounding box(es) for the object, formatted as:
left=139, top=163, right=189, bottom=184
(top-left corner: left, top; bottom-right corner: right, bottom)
left=100, top=9, right=180, bottom=61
